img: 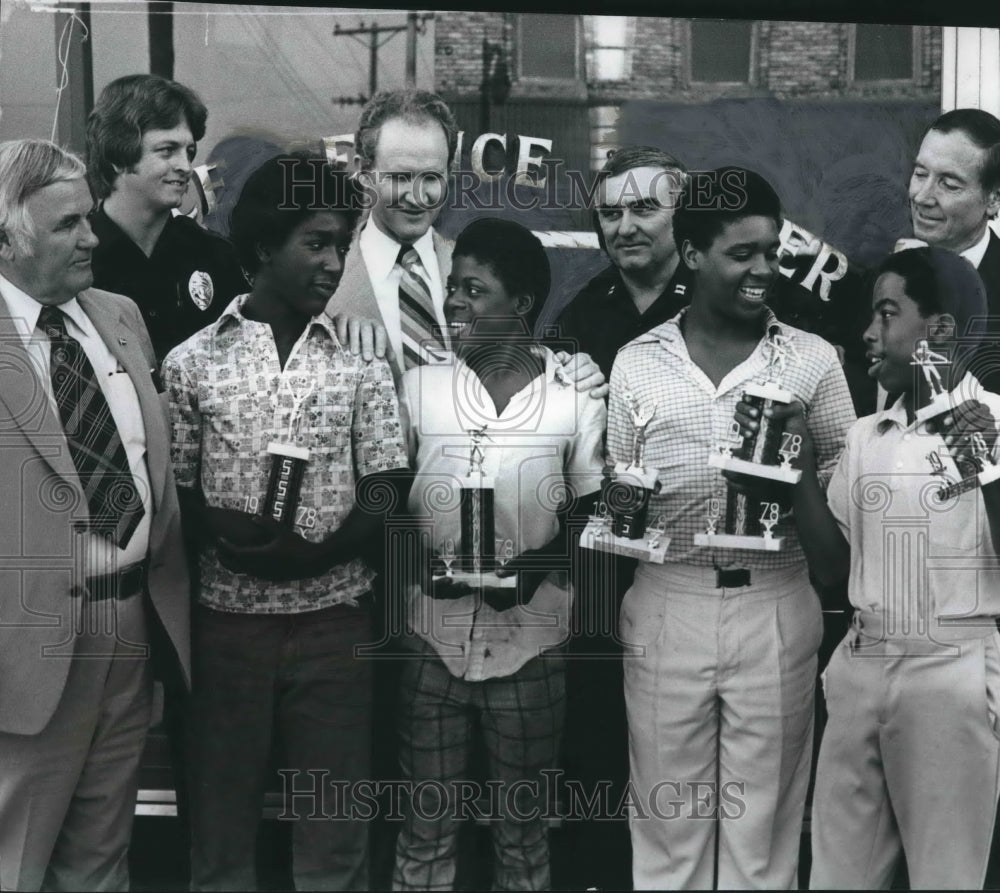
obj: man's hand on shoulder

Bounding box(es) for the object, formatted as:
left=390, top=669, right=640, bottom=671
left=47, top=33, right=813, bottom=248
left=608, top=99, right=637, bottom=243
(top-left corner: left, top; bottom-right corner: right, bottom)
left=553, top=350, right=608, bottom=399
left=330, top=313, right=388, bottom=363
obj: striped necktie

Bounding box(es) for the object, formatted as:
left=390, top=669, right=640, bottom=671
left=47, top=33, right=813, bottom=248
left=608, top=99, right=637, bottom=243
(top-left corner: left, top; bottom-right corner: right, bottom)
left=38, top=305, right=145, bottom=548
left=398, top=245, right=447, bottom=369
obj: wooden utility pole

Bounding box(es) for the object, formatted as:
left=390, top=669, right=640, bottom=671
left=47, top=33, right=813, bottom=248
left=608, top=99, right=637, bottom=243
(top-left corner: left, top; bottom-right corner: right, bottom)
left=405, top=12, right=418, bottom=87
left=148, top=1, right=175, bottom=80
left=332, top=13, right=430, bottom=104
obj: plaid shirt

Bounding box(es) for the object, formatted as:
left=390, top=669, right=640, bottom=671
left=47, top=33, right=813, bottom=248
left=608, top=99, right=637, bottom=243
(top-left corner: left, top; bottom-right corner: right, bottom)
left=607, top=308, right=855, bottom=569
left=163, top=295, right=407, bottom=613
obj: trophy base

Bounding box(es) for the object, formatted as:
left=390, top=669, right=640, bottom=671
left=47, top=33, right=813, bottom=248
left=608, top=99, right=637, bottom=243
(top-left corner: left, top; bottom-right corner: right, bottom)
left=613, top=462, right=661, bottom=490
left=915, top=392, right=953, bottom=423
left=708, top=452, right=802, bottom=484
left=981, top=465, right=1000, bottom=486
left=694, top=532, right=784, bottom=551
left=934, top=465, right=1000, bottom=501
left=744, top=381, right=793, bottom=403
left=449, top=570, right=518, bottom=589
left=581, top=521, right=669, bottom=563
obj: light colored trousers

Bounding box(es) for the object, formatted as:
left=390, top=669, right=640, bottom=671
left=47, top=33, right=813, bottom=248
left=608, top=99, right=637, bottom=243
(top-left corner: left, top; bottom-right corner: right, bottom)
left=622, top=561, right=822, bottom=890
left=0, top=593, right=151, bottom=892
left=810, top=613, right=1000, bottom=889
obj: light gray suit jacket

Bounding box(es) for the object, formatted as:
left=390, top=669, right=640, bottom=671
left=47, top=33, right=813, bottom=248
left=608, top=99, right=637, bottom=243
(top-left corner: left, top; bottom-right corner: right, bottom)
left=0, top=287, right=191, bottom=735
left=326, top=225, right=454, bottom=384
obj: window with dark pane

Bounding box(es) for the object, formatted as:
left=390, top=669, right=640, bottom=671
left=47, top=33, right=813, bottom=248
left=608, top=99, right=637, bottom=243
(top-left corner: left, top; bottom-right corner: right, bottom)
left=690, top=19, right=753, bottom=83
left=854, top=24, right=913, bottom=80
left=520, top=14, right=578, bottom=79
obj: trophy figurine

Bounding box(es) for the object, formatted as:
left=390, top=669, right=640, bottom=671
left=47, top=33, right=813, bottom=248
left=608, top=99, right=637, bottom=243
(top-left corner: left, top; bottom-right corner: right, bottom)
left=912, top=340, right=953, bottom=423
left=437, top=426, right=517, bottom=589
left=582, top=392, right=669, bottom=563
left=708, top=329, right=803, bottom=485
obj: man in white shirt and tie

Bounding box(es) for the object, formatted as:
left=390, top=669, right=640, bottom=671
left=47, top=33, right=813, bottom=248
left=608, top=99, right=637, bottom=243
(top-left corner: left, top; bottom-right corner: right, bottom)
left=327, top=88, right=605, bottom=392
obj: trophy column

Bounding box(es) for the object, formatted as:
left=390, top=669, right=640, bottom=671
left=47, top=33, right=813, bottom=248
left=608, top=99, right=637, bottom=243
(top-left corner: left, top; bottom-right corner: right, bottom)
left=261, top=377, right=315, bottom=527
left=441, top=427, right=517, bottom=590
left=263, top=442, right=310, bottom=525
left=697, top=330, right=801, bottom=552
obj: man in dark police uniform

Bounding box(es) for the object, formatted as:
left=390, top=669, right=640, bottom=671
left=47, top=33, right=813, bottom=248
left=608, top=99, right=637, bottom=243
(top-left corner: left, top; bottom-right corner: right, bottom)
left=86, top=74, right=247, bottom=361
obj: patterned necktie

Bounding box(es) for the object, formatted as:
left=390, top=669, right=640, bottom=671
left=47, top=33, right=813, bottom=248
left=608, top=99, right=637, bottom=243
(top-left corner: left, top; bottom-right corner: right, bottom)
left=397, top=245, right=447, bottom=369
left=38, top=305, right=145, bottom=548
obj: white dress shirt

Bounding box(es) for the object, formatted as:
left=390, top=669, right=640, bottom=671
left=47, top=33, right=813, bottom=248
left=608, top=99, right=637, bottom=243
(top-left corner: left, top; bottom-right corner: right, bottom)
left=358, top=219, right=448, bottom=363
left=0, top=274, right=152, bottom=571
left=961, top=225, right=993, bottom=270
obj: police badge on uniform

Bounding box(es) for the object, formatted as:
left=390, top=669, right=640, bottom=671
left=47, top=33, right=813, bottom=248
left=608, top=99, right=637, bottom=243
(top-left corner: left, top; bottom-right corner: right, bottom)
left=188, top=270, right=214, bottom=311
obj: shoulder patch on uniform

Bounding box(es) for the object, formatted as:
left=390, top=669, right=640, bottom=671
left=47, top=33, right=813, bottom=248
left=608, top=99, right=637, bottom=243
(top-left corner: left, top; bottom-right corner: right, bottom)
left=188, top=271, right=214, bottom=311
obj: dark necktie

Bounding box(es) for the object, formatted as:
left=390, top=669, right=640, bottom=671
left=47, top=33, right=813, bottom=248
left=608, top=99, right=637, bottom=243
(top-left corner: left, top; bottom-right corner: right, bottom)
left=397, top=245, right=447, bottom=369
left=38, top=305, right=145, bottom=548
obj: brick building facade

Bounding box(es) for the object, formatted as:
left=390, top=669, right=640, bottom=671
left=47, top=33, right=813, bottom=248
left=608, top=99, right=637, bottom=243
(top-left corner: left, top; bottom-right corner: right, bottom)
left=434, top=12, right=941, bottom=172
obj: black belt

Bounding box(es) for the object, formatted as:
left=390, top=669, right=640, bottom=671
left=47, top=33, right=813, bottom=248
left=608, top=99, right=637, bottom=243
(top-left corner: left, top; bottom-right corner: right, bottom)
left=73, top=560, right=149, bottom=602
left=715, top=567, right=751, bottom=589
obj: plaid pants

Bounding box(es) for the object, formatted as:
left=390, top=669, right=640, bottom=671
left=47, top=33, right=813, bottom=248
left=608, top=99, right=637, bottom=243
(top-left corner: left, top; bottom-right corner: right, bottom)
left=392, top=646, right=565, bottom=891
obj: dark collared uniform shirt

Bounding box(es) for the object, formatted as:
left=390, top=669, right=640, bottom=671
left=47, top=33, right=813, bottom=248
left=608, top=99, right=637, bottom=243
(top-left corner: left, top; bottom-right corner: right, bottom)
left=555, top=260, right=875, bottom=415
left=553, top=264, right=693, bottom=382
left=90, top=206, right=248, bottom=362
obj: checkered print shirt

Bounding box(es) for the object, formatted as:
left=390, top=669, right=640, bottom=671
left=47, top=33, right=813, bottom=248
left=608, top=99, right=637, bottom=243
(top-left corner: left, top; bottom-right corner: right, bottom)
left=607, top=308, right=856, bottom=569
left=163, top=295, right=408, bottom=613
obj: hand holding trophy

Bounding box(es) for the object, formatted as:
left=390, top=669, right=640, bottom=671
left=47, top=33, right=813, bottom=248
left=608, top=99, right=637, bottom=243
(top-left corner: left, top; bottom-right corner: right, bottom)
left=432, top=426, right=517, bottom=590
left=698, top=330, right=801, bottom=551
left=922, top=397, right=1000, bottom=501
left=708, top=329, right=803, bottom=485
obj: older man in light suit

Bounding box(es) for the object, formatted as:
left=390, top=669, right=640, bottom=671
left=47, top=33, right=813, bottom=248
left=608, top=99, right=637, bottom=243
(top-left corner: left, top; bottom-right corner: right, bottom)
left=0, top=139, right=190, bottom=892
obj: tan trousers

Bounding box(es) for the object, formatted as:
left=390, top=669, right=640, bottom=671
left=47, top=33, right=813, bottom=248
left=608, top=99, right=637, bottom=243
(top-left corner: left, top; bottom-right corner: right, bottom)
left=810, top=614, right=1000, bottom=889
left=0, top=594, right=151, bottom=892
left=622, top=562, right=822, bottom=890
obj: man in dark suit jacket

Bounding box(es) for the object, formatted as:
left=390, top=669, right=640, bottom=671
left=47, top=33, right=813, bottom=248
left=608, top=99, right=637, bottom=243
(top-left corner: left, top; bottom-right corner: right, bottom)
left=0, top=139, right=190, bottom=892
left=909, top=109, right=1000, bottom=390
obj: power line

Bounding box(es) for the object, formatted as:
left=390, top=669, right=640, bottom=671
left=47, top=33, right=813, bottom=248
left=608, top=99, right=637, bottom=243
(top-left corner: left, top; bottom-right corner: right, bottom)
left=331, top=12, right=430, bottom=104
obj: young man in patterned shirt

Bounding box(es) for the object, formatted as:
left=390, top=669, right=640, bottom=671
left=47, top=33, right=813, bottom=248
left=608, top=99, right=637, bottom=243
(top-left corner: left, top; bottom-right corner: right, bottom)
left=608, top=167, right=855, bottom=889
left=163, top=154, right=409, bottom=890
